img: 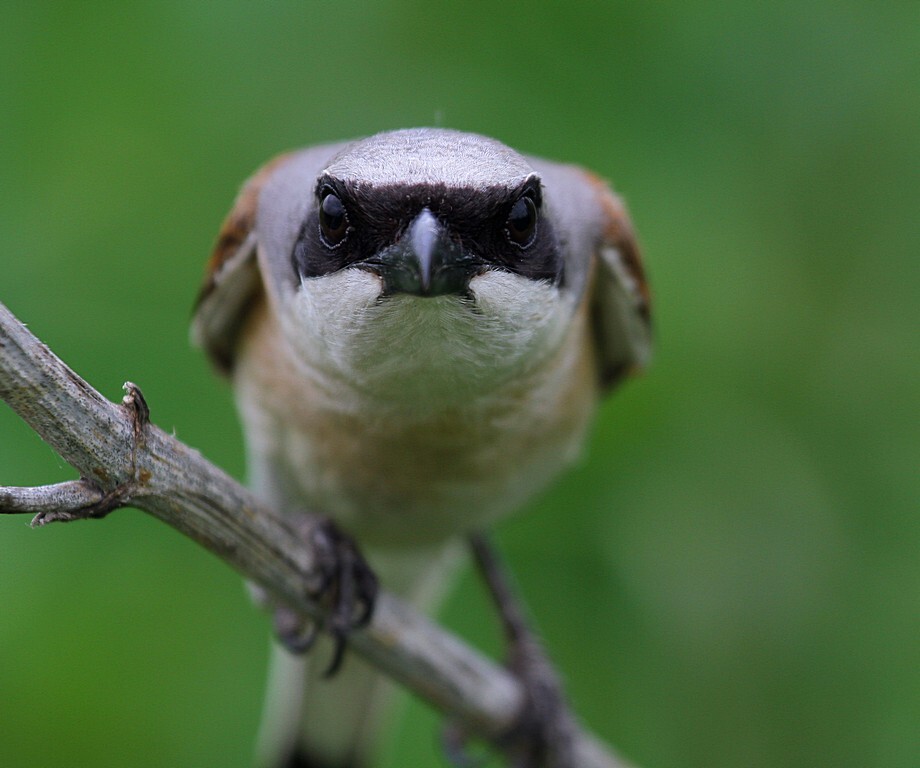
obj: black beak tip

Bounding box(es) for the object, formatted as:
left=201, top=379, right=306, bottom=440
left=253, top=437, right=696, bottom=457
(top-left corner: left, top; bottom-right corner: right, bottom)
left=380, top=265, right=471, bottom=298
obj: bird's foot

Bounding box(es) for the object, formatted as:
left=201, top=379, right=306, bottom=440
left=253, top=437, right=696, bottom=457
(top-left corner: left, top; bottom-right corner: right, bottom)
left=443, top=533, right=578, bottom=768
left=270, top=517, right=378, bottom=676
left=495, top=628, right=578, bottom=768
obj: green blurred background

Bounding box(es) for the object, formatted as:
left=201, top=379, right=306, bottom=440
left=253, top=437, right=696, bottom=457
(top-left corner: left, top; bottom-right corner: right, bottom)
left=1, top=2, right=916, bottom=767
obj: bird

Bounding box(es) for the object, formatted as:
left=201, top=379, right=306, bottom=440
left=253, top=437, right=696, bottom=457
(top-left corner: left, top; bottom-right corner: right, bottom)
left=192, top=127, right=651, bottom=768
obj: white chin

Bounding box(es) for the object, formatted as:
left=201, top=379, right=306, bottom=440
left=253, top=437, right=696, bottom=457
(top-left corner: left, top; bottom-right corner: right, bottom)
left=284, top=268, right=574, bottom=407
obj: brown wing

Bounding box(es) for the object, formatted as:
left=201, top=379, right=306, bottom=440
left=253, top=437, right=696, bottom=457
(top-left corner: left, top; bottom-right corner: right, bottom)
left=583, top=172, right=652, bottom=391
left=191, top=153, right=292, bottom=374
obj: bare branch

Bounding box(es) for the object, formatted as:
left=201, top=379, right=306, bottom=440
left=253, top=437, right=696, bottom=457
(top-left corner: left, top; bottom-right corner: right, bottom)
left=0, top=300, right=636, bottom=768
left=0, top=479, right=105, bottom=522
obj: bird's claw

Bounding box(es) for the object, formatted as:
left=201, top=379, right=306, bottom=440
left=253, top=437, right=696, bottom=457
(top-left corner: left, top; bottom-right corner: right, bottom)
left=496, top=636, right=578, bottom=768
left=442, top=533, right=579, bottom=768
left=309, top=517, right=379, bottom=676
left=441, top=644, right=578, bottom=768
left=270, top=517, right=378, bottom=677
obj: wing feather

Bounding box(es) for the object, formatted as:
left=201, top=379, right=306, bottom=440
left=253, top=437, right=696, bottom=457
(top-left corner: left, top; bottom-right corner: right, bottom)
left=191, top=153, right=292, bottom=373
left=583, top=173, right=652, bottom=390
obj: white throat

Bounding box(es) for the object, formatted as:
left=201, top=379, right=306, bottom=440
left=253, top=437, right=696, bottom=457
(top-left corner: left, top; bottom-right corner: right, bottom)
left=281, top=268, right=575, bottom=415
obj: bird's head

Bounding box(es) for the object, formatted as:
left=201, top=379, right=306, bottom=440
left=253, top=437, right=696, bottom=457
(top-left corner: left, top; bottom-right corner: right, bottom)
left=258, top=129, right=580, bottom=403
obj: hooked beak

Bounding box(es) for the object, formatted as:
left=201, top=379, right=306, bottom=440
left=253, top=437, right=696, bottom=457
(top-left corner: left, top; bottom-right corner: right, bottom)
left=368, top=209, right=479, bottom=297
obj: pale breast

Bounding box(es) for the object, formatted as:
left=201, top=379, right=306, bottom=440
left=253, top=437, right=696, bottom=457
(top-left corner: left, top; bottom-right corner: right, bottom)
left=233, top=294, right=598, bottom=548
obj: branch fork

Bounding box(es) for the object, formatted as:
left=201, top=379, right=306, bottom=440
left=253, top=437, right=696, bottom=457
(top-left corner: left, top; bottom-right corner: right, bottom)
left=11, top=382, right=149, bottom=525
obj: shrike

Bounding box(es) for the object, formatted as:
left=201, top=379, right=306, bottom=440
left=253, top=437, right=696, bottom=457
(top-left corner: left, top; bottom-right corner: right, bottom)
left=193, top=128, right=651, bottom=768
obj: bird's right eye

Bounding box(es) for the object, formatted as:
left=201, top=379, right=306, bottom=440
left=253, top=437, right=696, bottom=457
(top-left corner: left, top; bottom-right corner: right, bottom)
left=319, top=190, right=349, bottom=247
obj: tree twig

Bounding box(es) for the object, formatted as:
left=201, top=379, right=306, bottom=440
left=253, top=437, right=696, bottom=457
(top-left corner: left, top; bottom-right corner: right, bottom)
left=0, top=299, right=635, bottom=768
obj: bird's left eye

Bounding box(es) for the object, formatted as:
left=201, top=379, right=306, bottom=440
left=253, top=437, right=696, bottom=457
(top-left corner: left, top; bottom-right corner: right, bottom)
left=505, top=194, right=538, bottom=248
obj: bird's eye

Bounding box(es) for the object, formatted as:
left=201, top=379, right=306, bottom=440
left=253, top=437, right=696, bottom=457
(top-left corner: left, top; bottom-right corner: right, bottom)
left=319, top=190, right=349, bottom=247
left=505, top=194, right=538, bottom=248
